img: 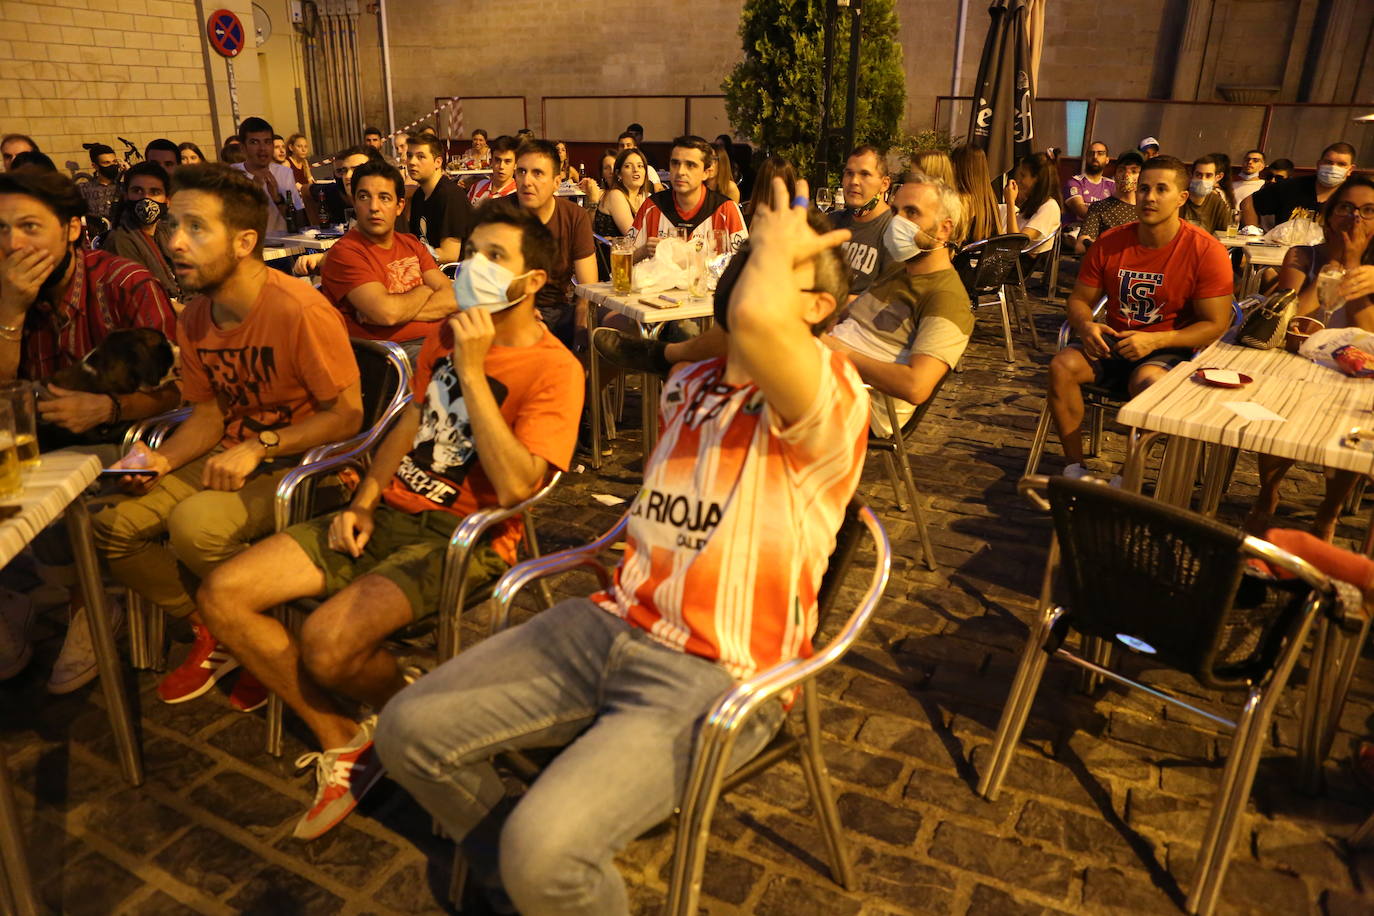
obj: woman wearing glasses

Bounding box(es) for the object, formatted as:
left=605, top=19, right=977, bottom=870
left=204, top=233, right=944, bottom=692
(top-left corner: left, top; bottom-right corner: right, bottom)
left=1246, top=174, right=1374, bottom=540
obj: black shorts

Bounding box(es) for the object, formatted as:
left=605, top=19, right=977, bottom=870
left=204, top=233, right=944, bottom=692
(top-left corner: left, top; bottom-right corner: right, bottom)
left=1069, top=343, right=1194, bottom=392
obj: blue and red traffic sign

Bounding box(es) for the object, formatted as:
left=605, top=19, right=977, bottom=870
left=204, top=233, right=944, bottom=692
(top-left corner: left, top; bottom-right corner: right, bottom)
left=207, top=9, right=245, bottom=58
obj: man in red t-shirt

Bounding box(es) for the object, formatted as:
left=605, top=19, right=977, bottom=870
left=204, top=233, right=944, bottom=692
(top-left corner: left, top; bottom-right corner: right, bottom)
left=1048, top=155, right=1234, bottom=478
left=194, top=200, right=583, bottom=839
left=320, top=160, right=455, bottom=357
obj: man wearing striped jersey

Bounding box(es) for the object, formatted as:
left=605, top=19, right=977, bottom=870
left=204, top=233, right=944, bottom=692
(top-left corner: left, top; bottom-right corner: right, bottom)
left=466, top=134, right=519, bottom=205
left=630, top=134, right=747, bottom=258
left=377, top=178, right=868, bottom=916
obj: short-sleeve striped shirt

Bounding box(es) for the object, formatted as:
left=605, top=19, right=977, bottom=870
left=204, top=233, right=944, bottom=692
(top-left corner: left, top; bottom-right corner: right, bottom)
left=593, top=345, right=869, bottom=680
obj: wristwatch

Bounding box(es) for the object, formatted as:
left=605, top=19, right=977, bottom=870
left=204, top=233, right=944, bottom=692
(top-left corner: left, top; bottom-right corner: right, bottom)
left=258, top=429, right=281, bottom=456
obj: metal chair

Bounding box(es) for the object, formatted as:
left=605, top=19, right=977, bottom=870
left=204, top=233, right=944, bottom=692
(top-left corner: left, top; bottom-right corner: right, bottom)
left=952, top=233, right=1034, bottom=361
left=450, top=500, right=892, bottom=915
left=980, top=476, right=1333, bottom=916
left=124, top=338, right=413, bottom=671
left=866, top=382, right=944, bottom=570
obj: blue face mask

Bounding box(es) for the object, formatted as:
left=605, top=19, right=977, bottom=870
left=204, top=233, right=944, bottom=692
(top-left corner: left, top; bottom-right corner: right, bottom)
left=453, top=252, right=532, bottom=312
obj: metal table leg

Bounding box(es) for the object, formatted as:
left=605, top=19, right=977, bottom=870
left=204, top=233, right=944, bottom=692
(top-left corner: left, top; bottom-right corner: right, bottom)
left=65, top=499, right=143, bottom=786
left=0, top=746, right=39, bottom=916
left=587, top=303, right=603, bottom=470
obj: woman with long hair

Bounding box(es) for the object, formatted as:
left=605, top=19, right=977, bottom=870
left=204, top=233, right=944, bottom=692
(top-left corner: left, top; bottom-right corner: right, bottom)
left=743, top=155, right=798, bottom=226
left=579, top=148, right=618, bottom=207
left=556, top=142, right=580, bottom=183
left=1247, top=175, right=1374, bottom=539
left=285, top=133, right=319, bottom=224
left=1209, top=151, right=1236, bottom=212
left=177, top=142, right=206, bottom=166
left=909, top=149, right=956, bottom=189
left=950, top=145, right=1002, bottom=244
left=597, top=147, right=653, bottom=236
left=1004, top=151, right=1062, bottom=255
left=708, top=142, right=741, bottom=203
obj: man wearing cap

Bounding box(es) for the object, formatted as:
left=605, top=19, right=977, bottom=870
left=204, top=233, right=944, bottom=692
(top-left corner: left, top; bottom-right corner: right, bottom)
left=1138, top=137, right=1161, bottom=160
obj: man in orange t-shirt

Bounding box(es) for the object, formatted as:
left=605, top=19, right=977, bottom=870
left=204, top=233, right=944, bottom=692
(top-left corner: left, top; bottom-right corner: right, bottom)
left=94, top=163, right=364, bottom=707
left=320, top=160, right=455, bottom=358
left=194, top=200, right=583, bottom=840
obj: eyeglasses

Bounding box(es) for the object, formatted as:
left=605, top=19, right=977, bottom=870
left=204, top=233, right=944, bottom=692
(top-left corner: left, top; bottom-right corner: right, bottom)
left=1334, top=202, right=1374, bottom=220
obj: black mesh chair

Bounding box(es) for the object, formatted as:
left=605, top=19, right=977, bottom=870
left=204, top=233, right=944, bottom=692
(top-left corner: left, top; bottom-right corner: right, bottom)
left=866, top=378, right=945, bottom=570
left=953, top=232, right=1034, bottom=362
left=979, top=476, right=1332, bottom=916
left=448, top=500, right=892, bottom=915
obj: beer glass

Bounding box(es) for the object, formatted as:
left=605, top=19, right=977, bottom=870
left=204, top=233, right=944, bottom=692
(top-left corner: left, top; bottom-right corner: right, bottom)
left=0, top=401, right=19, bottom=498
left=611, top=237, right=635, bottom=293
left=0, top=382, right=38, bottom=469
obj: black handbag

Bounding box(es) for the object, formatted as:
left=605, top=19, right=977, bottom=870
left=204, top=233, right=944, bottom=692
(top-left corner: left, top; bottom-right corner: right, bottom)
left=1237, top=288, right=1298, bottom=350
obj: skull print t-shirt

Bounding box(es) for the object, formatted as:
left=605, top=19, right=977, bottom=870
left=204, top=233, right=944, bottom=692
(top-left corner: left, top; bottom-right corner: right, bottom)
left=381, top=322, right=584, bottom=563
left=178, top=270, right=360, bottom=449
left=1080, top=221, right=1233, bottom=334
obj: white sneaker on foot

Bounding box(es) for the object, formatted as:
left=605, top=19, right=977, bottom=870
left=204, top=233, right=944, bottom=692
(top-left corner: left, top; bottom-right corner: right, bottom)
left=48, top=601, right=125, bottom=695
left=1063, top=463, right=1095, bottom=480
left=0, top=588, right=35, bottom=681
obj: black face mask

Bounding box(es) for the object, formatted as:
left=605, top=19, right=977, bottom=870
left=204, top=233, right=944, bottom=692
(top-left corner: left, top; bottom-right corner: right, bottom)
left=97, top=164, right=121, bottom=181
left=131, top=198, right=165, bottom=226
left=37, top=246, right=74, bottom=299
left=711, top=241, right=752, bottom=333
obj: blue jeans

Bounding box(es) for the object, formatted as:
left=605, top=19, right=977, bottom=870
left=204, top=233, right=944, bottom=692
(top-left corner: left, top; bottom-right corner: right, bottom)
left=374, top=597, right=785, bottom=916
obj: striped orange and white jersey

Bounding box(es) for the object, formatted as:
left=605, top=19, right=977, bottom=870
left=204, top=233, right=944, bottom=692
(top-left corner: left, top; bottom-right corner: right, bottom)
left=592, top=345, right=869, bottom=681
left=467, top=177, right=515, bottom=205
left=629, top=187, right=748, bottom=253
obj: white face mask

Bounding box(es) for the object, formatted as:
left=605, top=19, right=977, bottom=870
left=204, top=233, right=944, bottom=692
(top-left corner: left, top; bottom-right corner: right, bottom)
left=1189, top=177, right=1214, bottom=197
left=1317, top=164, right=1351, bottom=187
left=884, top=214, right=943, bottom=262
left=453, top=252, right=532, bottom=312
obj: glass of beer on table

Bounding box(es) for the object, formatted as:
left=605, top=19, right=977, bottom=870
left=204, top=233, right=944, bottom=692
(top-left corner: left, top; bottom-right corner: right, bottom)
left=0, top=400, right=20, bottom=497
left=611, top=236, right=635, bottom=293
left=0, top=382, right=38, bottom=470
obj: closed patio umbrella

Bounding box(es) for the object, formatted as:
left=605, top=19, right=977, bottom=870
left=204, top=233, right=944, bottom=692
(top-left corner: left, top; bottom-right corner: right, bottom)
left=966, top=0, right=1036, bottom=181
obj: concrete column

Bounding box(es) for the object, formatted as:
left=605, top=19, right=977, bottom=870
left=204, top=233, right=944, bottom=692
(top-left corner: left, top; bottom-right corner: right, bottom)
left=1307, top=0, right=1361, bottom=103
left=1170, top=0, right=1217, bottom=101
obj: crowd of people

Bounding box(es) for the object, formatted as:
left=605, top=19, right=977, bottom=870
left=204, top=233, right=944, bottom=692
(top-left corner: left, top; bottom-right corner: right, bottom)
left=0, top=113, right=1371, bottom=914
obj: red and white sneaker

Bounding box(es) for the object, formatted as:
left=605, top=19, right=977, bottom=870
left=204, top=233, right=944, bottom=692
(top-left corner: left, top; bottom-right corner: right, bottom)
left=156, top=624, right=238, bottom=704
left=229, top=670, right=269, bottom=712
left=293, top=725, right=385, bottom=839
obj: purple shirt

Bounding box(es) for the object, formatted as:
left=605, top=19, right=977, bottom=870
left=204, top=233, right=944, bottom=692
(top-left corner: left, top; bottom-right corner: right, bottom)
left=1063, top=174, right=1116, bottom=223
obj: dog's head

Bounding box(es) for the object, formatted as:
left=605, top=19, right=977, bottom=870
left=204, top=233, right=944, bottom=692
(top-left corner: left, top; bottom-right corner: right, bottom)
left=56, top=328, right=177, bottom=396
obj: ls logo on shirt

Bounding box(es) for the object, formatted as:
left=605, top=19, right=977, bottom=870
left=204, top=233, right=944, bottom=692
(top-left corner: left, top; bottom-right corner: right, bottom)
left=1118, top=269, right=1165, bottom=326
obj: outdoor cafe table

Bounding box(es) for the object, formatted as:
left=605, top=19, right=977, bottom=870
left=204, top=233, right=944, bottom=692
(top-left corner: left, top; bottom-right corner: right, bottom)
left=575, top=282, right=716, bottom=468
left=0, top=451, right=143, bottom=915
left=1116, top=339, right=1374, bottom=792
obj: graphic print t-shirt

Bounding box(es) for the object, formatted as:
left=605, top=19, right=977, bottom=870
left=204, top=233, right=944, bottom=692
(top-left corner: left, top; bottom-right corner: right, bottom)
left=830, top=208, right=894, bottom=295
left=320, top=227, right=442, bottom=343
left=178, top=271, right=359, bottom=449
left=591, top=345, right=869, bottom=681
left=1080, top=221, right=1234, bottom=334
left=381, top=324, right=584, bottom=563
left=630, top=187, right=748, bottom=254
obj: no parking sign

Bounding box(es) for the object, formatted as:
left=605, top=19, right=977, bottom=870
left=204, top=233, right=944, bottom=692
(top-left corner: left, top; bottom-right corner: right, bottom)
left=207, top=9, right=245, bottom=58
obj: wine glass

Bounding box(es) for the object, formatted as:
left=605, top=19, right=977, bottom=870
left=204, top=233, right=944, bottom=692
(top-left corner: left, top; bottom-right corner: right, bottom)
left=1317, top=265, right=1346, bottom=325
left=815, top=188, right=833, bottom=211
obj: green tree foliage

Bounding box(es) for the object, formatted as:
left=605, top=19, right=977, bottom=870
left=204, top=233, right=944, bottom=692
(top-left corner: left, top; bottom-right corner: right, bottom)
left=723, top=0, right=906, bottom=177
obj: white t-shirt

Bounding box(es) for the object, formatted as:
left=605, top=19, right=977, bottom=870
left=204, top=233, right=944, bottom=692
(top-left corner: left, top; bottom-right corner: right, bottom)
left=1015, top=198, right=1061, bottom=255
left=232, top=162, right=306, bottom=234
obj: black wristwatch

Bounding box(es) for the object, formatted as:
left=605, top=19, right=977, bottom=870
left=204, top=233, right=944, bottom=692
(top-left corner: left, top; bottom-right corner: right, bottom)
left=258, top=429, right=281, bottom=456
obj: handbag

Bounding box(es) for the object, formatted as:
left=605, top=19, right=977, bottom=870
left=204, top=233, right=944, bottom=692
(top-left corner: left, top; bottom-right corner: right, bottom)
left=1237, top=288, right=1299, bottom=350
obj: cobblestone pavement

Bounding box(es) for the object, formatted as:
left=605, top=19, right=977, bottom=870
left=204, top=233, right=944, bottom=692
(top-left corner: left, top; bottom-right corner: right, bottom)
left=4, top=295, right=1374, bottom=915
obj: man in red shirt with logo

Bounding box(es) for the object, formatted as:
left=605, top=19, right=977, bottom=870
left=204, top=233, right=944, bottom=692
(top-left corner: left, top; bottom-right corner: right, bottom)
left=376, top=180, right=867, bottom=915
left=320, top=160, right=455, bottom=358
left=631, top=134, right=747, bottom=257
left=1047, top=155, right=1234, bottom=480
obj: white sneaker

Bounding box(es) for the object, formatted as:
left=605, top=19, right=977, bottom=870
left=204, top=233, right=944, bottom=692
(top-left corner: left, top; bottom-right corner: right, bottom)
left=1063, top=463, right=1095, bottom=480
left=0, top=588, right=35, bottom=681
left=47, top=601, right=125, bottom=695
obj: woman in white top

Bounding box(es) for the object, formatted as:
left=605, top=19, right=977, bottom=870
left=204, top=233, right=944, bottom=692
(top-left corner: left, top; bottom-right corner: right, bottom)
left=1004, top=152, right=1062, bottom=256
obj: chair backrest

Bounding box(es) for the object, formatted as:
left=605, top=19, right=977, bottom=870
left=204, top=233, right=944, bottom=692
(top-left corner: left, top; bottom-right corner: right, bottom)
left=815, top=499, right=878, bottom=633
left=1046, top=476, right=1312, bottom=688
left=351, top=338, right=411, bottom=431
left=953, top=233, right=1030, bottom=296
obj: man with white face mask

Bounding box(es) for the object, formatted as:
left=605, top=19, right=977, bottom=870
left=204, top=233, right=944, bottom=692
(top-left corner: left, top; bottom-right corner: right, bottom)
left=191, top=199, right=584, bottom=839
left=824, top=172, right=973, bottom=435
left=1241, top=141, right=1358, bottom=229
left=1181, top=155, right=1232, bottom=234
